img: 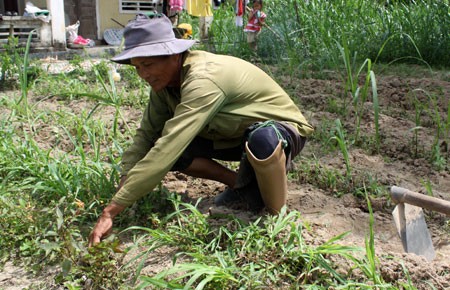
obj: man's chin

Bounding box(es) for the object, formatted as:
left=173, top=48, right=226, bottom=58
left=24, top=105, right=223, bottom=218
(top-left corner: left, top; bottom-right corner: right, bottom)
left=147, top=82, right=163, bottom=92
left=150, top=85, right=163, bottom=92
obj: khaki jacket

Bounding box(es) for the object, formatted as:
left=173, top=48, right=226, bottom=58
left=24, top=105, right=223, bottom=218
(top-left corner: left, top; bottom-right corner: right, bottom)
left=113, top=50, right=313, bottom=206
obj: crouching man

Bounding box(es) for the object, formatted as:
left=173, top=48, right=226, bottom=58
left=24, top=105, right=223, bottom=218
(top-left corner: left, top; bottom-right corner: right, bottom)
left=89, top=13, right=313, bottom=246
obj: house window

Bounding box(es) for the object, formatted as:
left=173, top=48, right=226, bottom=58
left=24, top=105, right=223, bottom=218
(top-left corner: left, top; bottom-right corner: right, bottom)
left=120, top=0, right=161, bottom=13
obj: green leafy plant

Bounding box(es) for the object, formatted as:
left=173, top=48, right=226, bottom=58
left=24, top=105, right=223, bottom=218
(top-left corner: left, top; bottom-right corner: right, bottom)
left=0, top=36, right=22, bottom=86
left=410, top=94, right=426, bottom=158
left=337, top=39, right=380, bottom=149
left=16, top=29, right=35, bottom=117
left=58, top=239, right=129, bottom=289
left=421, top=89, right=449, bottom=170
left=331, top=119, right=352, bottom=178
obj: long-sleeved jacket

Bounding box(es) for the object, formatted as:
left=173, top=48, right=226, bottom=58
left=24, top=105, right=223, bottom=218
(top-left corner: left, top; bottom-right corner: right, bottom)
left=112, top=50, right=313, bottom=206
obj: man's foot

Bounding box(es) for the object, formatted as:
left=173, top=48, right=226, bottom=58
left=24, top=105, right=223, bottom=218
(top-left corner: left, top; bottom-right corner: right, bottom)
left=240, top=183, right=265, bottom=212
left=214, top=183, right=265, bottom=213
left=214, top=188, right=241, bottom=206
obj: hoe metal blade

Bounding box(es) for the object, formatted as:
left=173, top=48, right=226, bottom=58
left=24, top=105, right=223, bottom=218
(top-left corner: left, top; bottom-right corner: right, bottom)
left=392, top=203, right=435, bottom=261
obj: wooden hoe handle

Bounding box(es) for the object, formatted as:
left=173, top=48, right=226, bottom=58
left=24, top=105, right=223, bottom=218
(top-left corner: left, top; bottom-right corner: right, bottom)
left=391, top=186, right=450, bottom=216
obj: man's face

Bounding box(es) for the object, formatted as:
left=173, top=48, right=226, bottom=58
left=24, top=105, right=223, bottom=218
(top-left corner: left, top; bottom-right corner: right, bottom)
left=131, top=55, right=181, bottom=91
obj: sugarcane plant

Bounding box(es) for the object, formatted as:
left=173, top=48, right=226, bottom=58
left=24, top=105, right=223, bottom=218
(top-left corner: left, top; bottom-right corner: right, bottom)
left=331, top=119, right=352, bottom=180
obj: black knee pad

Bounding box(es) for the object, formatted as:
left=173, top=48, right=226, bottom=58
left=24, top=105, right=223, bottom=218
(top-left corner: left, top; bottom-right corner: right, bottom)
left=247, top=126, right=282, bottom=159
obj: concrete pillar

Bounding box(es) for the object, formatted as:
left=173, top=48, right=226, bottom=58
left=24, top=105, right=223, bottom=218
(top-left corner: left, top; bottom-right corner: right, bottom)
left=40, top=21, right=53, bottom=46
left=199, top=16, right=213, bottom=41
left=47, top=0, right=66, bottom=49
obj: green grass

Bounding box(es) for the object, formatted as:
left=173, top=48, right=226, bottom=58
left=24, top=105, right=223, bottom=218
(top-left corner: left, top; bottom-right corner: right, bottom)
left=210, top=0, right=449, bottom=68
left=131, top=203, right=362, bottom=289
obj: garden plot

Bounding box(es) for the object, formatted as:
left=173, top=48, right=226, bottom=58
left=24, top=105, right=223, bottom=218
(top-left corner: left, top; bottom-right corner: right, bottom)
left=0, top=60, right=449, bottom=288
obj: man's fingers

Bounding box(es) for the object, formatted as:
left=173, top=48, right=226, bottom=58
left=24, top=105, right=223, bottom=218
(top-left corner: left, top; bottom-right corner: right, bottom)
left=88, top=230, right=100, bottom=247
left=88, top=232, right=101, bottom=247
left=88, top=203, right=124, bottom=247
left=88, top=216, right=113, bottom=247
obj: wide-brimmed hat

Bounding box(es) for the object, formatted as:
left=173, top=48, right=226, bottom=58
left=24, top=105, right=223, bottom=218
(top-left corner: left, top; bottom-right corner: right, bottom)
left=111, top=14, right=196, bottom=64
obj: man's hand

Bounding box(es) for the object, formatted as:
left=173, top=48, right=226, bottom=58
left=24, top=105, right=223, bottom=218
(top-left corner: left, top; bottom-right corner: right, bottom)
left=88, top=201, right=126, bottom=247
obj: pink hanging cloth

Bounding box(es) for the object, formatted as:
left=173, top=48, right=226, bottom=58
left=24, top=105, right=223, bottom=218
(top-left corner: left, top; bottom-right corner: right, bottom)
left=170, top=0, right=184, bottom=11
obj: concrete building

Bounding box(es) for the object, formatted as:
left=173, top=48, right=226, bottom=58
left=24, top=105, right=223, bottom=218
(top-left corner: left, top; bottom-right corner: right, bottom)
left=1, top=0, right=162, bottom=50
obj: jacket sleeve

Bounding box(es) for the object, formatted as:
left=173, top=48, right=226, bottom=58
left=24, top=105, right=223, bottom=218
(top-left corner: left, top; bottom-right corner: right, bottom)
left=120, top=90, right=171, bottom=176
left=112, top=78, right=227, bottom=206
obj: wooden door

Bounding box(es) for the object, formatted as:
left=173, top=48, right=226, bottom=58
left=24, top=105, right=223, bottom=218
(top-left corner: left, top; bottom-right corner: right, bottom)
left=77, top=0, right=97, bottom=40
left=4, top=0, right=19, bottom=14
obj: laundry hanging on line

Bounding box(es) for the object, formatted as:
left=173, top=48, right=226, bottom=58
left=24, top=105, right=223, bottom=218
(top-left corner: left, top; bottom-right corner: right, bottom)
left=235, top=0, right=248, bottom=27
left=185, top=0, right=213, bottom=17
left=169, top=0, right=184, bottom=12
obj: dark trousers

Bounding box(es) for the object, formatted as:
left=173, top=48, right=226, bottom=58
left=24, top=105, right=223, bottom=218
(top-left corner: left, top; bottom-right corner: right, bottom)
left=171, top=121, right=305, bottom=171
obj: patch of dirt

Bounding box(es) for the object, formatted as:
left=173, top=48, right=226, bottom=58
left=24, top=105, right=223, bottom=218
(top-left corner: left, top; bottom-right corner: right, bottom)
left=0, top=60, right=449, bottom=289
left=0, top=263, right=58, bottom=290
